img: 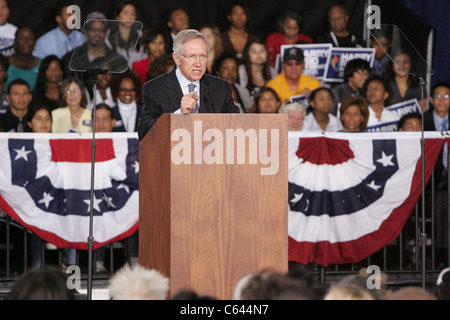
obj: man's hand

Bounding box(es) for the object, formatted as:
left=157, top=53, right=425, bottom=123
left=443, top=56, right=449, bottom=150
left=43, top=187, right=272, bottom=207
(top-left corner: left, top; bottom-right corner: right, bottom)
left=180, top=91, right=199, bottom=114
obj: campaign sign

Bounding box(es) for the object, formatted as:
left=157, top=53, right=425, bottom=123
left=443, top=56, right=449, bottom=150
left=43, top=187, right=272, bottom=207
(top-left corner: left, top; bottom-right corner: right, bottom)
left=323, top=47, right=375, bottom=83
left=280, top=44, right=332, bottom=79
left=288, top=94, right=309, bottom=108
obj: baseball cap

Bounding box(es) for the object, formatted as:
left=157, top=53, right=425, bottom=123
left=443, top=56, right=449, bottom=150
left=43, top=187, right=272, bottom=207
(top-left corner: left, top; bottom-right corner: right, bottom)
left=283, top=47, right=304, bottom=63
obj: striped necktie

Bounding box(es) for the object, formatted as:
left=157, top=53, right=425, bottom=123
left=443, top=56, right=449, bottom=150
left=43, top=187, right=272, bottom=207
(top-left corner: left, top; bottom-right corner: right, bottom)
left=188, top=83, right=199, bottom=113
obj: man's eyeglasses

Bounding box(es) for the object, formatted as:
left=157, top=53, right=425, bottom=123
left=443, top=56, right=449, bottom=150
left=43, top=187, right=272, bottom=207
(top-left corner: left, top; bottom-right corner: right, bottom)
left=179, top=54, right=208, bottom=62
left=433, top=94, right=450, bottom=100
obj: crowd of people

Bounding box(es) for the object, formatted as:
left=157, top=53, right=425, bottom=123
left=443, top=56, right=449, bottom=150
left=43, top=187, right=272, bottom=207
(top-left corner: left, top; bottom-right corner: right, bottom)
left=1, top=0, right=450, bottom=299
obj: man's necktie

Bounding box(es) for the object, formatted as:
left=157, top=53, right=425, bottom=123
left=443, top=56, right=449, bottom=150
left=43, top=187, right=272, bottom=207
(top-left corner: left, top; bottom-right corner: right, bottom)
left=188, top=83, right=199, bottom=113
left=17, top=118, right=23, bottom=132
left=442, top=118, right=448, bottom=171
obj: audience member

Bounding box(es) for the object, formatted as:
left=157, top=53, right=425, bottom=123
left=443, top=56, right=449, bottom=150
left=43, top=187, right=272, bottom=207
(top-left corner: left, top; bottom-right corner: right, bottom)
left=364, top=75, right=400, bottom=129
left=239, top=40, right=273, bottom=97
left=331, top=58, right=371, bottom=115
left=248, top=86, right=281, bottom=113
left=423, top=81, right=450, bottom=266
left=266, top=47, right=320, bottom=104
left=33, top=2, right=86, bottom=59
left=132, top=27, right=167, bottom=84
left=0, top=78, right=32, bottom=132
left=0, top=53, right=9, bottom=114
left=93, top=103, right=116, bottom=133
left=88, top=61, right=115, bottom=109
left=265, top=9, right=313, bottom=69
left=215, top=52, right=252, bottom=113
left=6, top=265, right=76, bottom=300
left=164, top=8, right=189, bottom=52
left=6, top=26, right=41, bottom=92
left=200, top=24, right=223, bottom=75
left=324, top=284, right=375, bottom=300
left=51, top=77, right=92, bottom=133
left=239, top=270, right=317, bottom=300
left=385, top=51, right=428, bottom=110
left=171, top=289, right=217, bottom=300
left=370, top=28, right=392, bottom=78
left=221, top=1, right=258, bottom=60
left=388, top=286, right=437, bottom=300
left=61, top=13, right=128, bottom=78
left=339, top=96, right=369, bottom=132
left=110, top=70, right=143, bottom=133
left=315, top=4, right=364, bottom=48
left=0, top=0, right=17, bottom=57
left=108, top=264, right=169, bottom=300
left=303, top=87, right=343, bottom=132
left=397, top=112, right=422, bottom=131
left=436, top=267, right=450, bottom=300
left=278, top=100, right=306, bottom=131
left=31, top=55, right=64, bottom=111
left=146, top=53, right=176, bottom=80
left=106, top=1, right=146, bottom=65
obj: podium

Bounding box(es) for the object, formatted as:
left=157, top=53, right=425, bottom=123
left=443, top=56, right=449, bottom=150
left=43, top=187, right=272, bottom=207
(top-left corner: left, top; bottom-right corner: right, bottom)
left=139, top=114, right=288, bottom=299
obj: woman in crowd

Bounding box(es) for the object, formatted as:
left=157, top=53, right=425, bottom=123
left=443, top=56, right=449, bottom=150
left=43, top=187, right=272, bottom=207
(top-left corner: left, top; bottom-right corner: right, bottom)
left=106, top=1, right=146, bottom=66
left=265, top=9, right=312, bottom=68
left=339, top=96, right=369, bottom=132
left=303, top=87, right=343, bottom=131
left=239, top=40, right=273, bottom=97
left=248, top=86, right=281, bottom=113
left=132, top=27, right=167, bottom=84
left=146, top=53, right=175, bottom=80
left=51, top=77, right=92, bottom=133
left=200, top=24, right=223, bottom=75
left=31, top=55, right=64, bottom=111
left=6, top=26, right=41, bottom=91
left=110, top=70, right=142, bottom=132
left=215, top=52, right=253, bottom=113
left=385, top=50, right=427, bottom=110
left=221, top=1, right=258, bottom=60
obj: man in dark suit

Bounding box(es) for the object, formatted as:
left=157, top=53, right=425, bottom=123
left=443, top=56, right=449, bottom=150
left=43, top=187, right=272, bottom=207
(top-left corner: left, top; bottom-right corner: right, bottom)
left=137, top=29, right=239, bottom=140
left=423, top=81, right=450, bottom=267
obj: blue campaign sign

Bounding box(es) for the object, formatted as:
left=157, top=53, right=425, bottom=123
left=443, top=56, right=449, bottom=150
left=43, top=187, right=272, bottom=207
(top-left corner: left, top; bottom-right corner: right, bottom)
left=386, top=99, right=422, bottom=116
left=323, top=47, right=375, bottom=83
left=280, top=44, right=332, bottom=79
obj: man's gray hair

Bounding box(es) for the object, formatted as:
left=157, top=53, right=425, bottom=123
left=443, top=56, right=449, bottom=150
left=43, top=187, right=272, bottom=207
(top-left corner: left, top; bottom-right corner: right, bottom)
left=173, top=29, right=209, bottom=55
left=278, top=101, right=307, bottom=114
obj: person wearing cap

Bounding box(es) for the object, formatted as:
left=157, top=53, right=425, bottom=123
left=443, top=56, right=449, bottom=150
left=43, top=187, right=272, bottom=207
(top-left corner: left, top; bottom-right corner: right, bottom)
left=265, top=46, right=321, bottom=104
left=278, top=100, right=306, bottom=131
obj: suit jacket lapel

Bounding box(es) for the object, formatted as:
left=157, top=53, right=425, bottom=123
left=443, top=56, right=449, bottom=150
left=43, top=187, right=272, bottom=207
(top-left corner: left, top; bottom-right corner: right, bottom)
left=166, top=68, right=184, bottom=112
left=199, top=76, right=211, bottom=113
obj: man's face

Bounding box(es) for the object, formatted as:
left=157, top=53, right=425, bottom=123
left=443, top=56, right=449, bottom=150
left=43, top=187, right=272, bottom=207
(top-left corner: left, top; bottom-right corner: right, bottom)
left=94, top=108, right=115, bottom=132
left=85, top=20, right=106, bottom=47
left=366, top=80, right=388, bottom=105
left=173, top=37, right=208, bottom=82
left=0, top=0, right=10, bottom=26
left=399, top=118, right=422, bottom=131
left=370, top=37, right=391, bottom=61
left=430, top=86, right=450, bottom=116
left=348, top=69, right=370, bottom=90
left=7, top=84, right=32, bottom=112
left=282, top=59, right=304, bottom=81
left=287, top=110, right=305, bottom=131
left=328, top=6, right=348, bottom=33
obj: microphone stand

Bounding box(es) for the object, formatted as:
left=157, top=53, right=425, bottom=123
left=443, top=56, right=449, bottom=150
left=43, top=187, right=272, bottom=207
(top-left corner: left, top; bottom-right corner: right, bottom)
left=417, top=74, right=427, bottom=288
left=86, top=68, right=108, bottom=300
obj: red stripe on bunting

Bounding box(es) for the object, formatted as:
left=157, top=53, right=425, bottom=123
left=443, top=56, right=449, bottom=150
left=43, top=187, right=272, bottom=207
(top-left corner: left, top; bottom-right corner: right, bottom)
left=50, top=139, right=116, bottom=163
left=289, top=138, right=444, bottom=266
left=295, top=137, right=355, bottom=165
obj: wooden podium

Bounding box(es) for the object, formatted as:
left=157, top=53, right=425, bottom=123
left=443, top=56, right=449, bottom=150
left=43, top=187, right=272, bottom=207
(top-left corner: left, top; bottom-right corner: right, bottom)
left=139, top=114, right=288, bottom=299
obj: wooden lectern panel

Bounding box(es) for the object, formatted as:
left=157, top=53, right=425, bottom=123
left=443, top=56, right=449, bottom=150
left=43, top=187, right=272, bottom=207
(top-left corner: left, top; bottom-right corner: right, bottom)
left=139, top=114, right=288, bottom=300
